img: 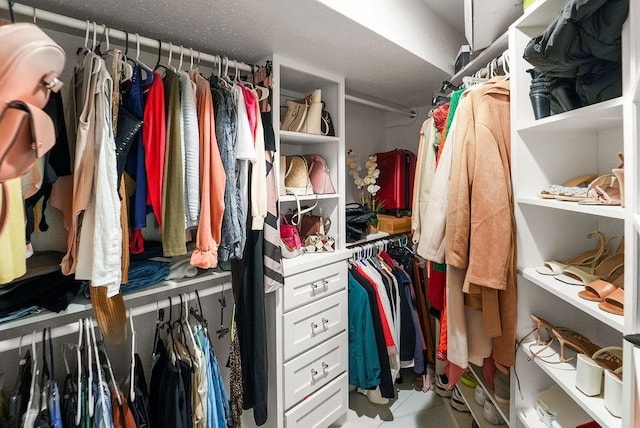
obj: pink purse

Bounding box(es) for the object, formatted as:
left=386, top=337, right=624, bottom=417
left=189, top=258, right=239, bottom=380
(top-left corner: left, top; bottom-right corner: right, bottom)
left=304, top=154, right=335, bottom=194
left=279, top=214, right=303, bottom=258
left=0, top=21, right=65, bottom=234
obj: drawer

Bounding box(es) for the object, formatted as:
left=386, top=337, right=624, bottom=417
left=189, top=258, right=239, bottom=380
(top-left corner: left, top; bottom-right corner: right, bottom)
left=283, top=332, right=347, bottom=410
left=283, top=262, right=346, bottom=312
left=284, top=373, right=348, bottom=428
left=283, top=290, right=347, bottom=361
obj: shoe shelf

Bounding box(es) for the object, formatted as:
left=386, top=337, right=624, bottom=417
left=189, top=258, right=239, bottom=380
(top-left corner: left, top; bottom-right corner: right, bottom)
left=444, top=398, right=475, bottom=428
left=468, top=364, right=510, bottom=424
left=516, top=196, right=626, bottom=220
left=279, top=130, right=339, bottom=145
left=456, top=382, right=498, bottom=428
left=517, top=409, right=547, bottom=428
left=280, top=193, right=339, bottom=203
left=520, top=341, right=622, bottom=428
left=517, top=97, right=623, bottom=134
left=520, top=268, right=624, bottom=333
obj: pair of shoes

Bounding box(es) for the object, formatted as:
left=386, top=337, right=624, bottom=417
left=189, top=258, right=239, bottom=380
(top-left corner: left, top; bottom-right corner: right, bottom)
left=538, top=173, right=597, bottom=200
left=576, top=346, right=623, bottom=397
left=578, top=271, right=625, bottom=316
left=460, top=370, right=477, bottom=388
left=434, top=373, right=452, bottom=398
left=493, top=370, right=510, bottom=404
left=483, top=400, right=505, bottom=425
left=535, top=230, right=607, bottom=276
left=474, top=385, right=487, bottom=406
left=523, top=314, right=623, bottom=366
left=556, top=234, right=623, bottom=287
left=579, top=153, right=625, bottom=206
left=450, top=386, right=469, bottom=413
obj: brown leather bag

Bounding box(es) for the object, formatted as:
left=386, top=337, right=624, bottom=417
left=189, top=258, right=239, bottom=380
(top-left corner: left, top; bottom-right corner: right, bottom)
left=0, top=22, right=65, bottom=234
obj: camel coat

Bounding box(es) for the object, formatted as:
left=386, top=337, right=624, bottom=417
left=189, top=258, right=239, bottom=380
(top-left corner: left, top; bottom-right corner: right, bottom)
left=445, top=78, right=517, bottom=369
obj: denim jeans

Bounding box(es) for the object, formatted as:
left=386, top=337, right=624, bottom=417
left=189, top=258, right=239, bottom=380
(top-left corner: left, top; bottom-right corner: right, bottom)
left=212, top=83, right=243, bottom=263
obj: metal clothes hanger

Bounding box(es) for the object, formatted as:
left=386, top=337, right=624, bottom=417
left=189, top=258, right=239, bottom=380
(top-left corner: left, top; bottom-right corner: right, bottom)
left=217, top=286, right=230, bottom=339
left=75, top=320, right=83, bottom=426
left=129, top=308, right=136, bottom=402
left=132, top=33, right=154, bottom=84
left=85, top=318, right=94, bottom=418
left=178, top=45, right=184, bottom=72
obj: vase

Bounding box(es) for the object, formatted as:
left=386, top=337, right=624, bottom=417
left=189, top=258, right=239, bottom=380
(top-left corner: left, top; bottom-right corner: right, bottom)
left=369, top=215, right=379, bottom=234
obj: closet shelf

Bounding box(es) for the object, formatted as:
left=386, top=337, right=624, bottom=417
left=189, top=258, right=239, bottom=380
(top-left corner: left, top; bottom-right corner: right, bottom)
left=468, top=364, right=510, bottom=424
left=514, top=0, right=565, bottom=29
left=520, top=268, right=624, bottom=332
left=444, top=396, right=475, bottom=428
left=280, top=193, right=339, bottom=203
left=450, top=31, right=508, bottom=86
left=455, top=382, right=496, bottom=428
left=518, top=409, right=547, bottom=428
left=282, top=250, right=351, bottom=277
left=520, top=341, right=622, bottom=428
left=517, top=196, right=626, bottom=220
left=279, top=131, right=339, bottom=145
left=517, top=97, right=623, bottom=133
left=0, top=270, right=231, bottom=341
left=345, top=231, right=390, bottom=248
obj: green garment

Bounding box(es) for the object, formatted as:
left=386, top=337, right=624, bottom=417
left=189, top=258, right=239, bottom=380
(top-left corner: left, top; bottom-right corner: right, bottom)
left=444, top=88, right=465, bottom=140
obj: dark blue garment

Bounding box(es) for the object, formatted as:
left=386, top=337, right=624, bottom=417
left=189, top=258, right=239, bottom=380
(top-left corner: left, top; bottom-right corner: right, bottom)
left=79, top=260, right=170, bottom=298
left=123, top=64, right=148, bottom=230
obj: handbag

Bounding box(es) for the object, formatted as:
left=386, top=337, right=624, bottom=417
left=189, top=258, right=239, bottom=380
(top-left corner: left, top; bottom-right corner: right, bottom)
left=280, top=155, right=314, bottom=196
left=345, top=203, right=372, bottom=243
left=297, top=212, right=331, bottom=240
left=320, top=103, right=335, bottom=137
left=304, top=154, right=335, bottom=194
left=280, top=89, right=322, bottom=134
left=0, top=21, right=65, bottom=234
left=279, top=214, right=303, bottom=258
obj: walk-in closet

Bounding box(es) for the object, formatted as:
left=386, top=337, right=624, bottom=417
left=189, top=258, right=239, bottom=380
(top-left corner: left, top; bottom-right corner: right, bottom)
left=0, top=0, right=637, bottom=427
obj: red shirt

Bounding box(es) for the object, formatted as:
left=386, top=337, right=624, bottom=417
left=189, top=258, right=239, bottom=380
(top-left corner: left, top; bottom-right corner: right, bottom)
left=142, top=71, right=166, bottom=227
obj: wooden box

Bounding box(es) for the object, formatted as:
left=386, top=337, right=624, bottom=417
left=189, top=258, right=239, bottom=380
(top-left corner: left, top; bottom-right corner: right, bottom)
left=377, top=214, right=411, bottom=234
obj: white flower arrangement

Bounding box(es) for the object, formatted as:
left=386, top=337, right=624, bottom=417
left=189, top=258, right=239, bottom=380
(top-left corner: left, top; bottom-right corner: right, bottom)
left=347, top=149, right=384, bottom=218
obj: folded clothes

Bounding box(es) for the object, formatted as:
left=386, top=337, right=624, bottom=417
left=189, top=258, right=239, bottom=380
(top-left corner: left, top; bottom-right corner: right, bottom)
left=0, top=270, right=81, bottom=318
left=167, top=258, right=198, bottom=280
left=122, top=260, right=170, bottom=293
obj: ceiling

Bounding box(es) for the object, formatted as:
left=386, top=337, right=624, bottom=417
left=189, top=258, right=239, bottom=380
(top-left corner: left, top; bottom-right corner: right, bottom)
left=16, top=0, right=469, bottom=108
left=421, top=0, right=465, bottom=34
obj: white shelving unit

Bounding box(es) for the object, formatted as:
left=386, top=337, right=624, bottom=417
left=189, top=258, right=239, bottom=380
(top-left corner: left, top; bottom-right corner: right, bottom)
left=511, top=0, right=635, bottom=426
left=255, top=54, right=350, bottom=428
left=468, top=365, right=510, bottom=424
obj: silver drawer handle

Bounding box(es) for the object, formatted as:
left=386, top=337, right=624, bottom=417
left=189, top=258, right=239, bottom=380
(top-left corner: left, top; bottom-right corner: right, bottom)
left=322, top=279, right=329, bottom=287
left=311, top=322, right=318, bottom=330
left=322, top=362, right=329, bottom=371
left=321, top=318, right=329, bottom=328
left=311, top=368, right=318, bottom=377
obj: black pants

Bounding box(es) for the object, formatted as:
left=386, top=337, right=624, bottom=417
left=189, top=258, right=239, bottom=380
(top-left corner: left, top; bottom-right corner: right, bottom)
left=232, top=227, right=267, bottom=426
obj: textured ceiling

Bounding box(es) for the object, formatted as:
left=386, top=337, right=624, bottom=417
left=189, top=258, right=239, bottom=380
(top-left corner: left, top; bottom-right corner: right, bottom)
left=16, top=0, right=461, bottom=107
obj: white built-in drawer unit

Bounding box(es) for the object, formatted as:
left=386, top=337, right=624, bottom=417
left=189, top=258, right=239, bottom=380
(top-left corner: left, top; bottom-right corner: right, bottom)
left=283, top=262, right=346, bottom=312
left=283, top=331, right=347, bottom=409
left=284, top=373, right=348, bottom=428
left=282, top=290, right=347, bottom=361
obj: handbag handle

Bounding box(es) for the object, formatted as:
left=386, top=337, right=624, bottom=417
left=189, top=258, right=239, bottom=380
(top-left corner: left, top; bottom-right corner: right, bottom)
left=291, top=193, right=319, bottom=226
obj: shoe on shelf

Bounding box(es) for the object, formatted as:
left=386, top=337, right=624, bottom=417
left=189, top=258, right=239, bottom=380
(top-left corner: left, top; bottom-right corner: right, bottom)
left=460, top=370, right=477, bottom=388
left=578, top=272, right=624, bottom=302
left=578, top=174, right=623, bottom=206
left=599, top=287, right=625, bottom=316
left=575, top=346, right=623, bottom=397
left=474, top=385, right=487, bottom=406
left=535, top=230, right=606, bottom=276
left=483, top=400, right=505, bottom=425
left=556, top=239, right=624, bottom=287
left=493, top=369, right=510, bottom=404
left=451, top=387, right=470, bottom=413
left=435, top=373, right=452, bottom=398
left=537, top=173, right=597, bottom=199
left=612, top=152, right=624, bottom=207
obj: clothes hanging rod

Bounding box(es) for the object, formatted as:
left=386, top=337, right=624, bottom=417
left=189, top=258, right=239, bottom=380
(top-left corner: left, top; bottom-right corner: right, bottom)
left=1, top=1, right=253, bottom=73
left=345, top=94, right=417, bottom=119
left=0, top=280, right=230, bottom=354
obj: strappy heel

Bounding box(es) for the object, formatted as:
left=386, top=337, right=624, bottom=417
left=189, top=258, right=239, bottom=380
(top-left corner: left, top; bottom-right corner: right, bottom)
left=556, top=235, right=624, bottom=286
left=535, top=230, right=607, bottom=276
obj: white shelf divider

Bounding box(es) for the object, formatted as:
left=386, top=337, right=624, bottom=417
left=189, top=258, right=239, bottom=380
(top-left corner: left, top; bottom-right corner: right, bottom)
left=279, top=193, right=339, bottom=203
left=520, top=341, right=622, bottom=428
left=521, top=268, right=624, bottom=332
left=517, top=97, right=623, bottom=133
left=468, top=365, right=510, bottom=424
left=517, top=196, right=626, bottom=220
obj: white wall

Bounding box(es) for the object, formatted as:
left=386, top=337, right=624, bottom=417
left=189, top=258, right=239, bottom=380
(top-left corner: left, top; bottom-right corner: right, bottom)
left=384, top=106, right=430, bottom=152
left=344, top=101, right=388, bottom=203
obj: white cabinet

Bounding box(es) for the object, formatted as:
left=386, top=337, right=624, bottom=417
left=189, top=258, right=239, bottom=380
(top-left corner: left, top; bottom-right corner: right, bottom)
left=510, top=0, right=634, bottom=426
left=249, top=54, right=350, bottom=428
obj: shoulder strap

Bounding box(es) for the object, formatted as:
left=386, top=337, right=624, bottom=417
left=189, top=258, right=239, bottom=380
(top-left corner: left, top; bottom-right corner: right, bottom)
left=0, top=182, right=8, bottom=236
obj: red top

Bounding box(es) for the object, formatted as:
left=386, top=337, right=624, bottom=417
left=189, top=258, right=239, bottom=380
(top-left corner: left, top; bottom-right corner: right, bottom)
left=142, top=71, right=166, bottom=227
left=354, top=264, right=397, bottom=355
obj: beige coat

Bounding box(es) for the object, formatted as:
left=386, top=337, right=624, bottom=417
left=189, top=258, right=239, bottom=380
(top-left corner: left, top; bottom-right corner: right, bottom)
left=445, top=78, right=516, bottom=368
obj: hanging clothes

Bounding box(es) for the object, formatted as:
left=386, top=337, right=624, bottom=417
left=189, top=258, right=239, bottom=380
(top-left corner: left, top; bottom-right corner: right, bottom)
left=128, top=354, right=151, bottom=428
left=179, top=71, right=201, bottom=230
